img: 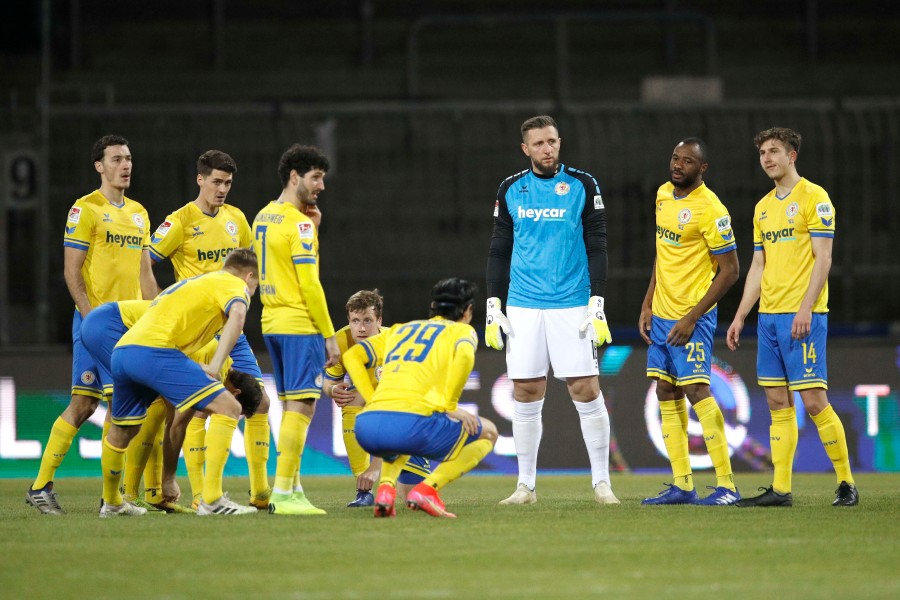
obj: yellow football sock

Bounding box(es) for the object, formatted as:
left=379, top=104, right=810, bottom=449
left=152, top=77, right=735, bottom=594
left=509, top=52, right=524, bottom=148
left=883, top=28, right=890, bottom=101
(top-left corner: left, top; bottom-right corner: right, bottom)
left=203, top=414, right=238, bottom=505
left=425, top=439, right=493, bottom=491
left=693, top=397, right=736, bottom=491
left=144, top=412, right=166, bottom=503
left=770, top=406, right=798, bottom=494
left=102, top=419, right=110, bottom=442
left=810, top=404, right=854, bottom=485
left=378, top=455, right=409, bottom=488
left=244, top=412, right=271, bottom=497
left=101, top=438, right=127, bottom=505
left=341, top=406, right=370, bottom=477
left=122, top=398, right=165, bottom=499
left=274, top=411, right=310, bottom=493
left=660, top=400, right=693, bottom=491
left=33, top=417, right=78, bottom=490
left=183, top=416, right=207, bottom=501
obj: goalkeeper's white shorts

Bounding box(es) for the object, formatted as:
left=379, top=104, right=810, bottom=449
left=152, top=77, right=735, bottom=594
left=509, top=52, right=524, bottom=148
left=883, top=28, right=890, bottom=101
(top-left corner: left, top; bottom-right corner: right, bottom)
left=505, top=305, right=597, bottom=380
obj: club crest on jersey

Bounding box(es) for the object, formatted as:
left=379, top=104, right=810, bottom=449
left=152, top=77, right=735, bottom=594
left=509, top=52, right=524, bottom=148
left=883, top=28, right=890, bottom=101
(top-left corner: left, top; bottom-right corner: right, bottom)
left=132, top=214, right=144, bottom=229
left=80, top=371, right=96, bottom=385
left=225, top=220, right=238, bottom=236
left=67, top=207, right=82, bottom=224
left=593, top=194, right=604, bottom=209
left=786, top=202, right=799, bottom=218
left=678, top=208, right=692, bottom=224
left=816, top=202, right=834, bottom=226
left=298, top=222, right=314, bottom=239
left=554, top=182, right=570, bottom=196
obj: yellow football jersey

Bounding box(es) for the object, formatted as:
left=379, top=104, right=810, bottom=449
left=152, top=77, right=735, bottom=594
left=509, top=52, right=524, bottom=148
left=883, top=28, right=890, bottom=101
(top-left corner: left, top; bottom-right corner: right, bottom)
left=652, top=182, right=736, bottom=320
left=326, top=325, right=385, bottom=389
left=188, top=338, right=233, bottom=381
left=63, top=190, right=150, bottom=306
left=149, top=202, right=252, bottom=280
left=252, top=201, right=335, bottom=337
left=117, top=300, right=151, bottom=327
left=117, top=271, right=251, bottom=355
left=355, top=318, right=478, bottom=416
left=754, top=178, right=835, bottom=313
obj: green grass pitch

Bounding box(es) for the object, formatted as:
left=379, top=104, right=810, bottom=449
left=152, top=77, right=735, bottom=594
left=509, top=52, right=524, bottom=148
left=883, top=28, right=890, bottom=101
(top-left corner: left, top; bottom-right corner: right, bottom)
left=2, top=473, right=898, bottom=599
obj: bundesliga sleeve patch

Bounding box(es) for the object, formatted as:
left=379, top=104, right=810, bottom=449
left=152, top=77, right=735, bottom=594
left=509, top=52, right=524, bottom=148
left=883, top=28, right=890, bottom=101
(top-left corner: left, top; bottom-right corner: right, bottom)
left=67, top=207, right=81, bottom=224
left=593, top=194, right=604, bottom=209
left=153, top=220, right=172, bottom=239
left=297, top=222, right=314, bottom=239
left=493, top=200, right=499, bottom=217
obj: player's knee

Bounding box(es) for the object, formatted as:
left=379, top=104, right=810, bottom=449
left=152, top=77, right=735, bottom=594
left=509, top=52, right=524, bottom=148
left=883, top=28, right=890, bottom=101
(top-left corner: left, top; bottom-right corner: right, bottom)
left=800, top=389, right=829, bottom=416
left=64, top=394, right=101, bottom=426
left=256, top=388, right=271, bottom=414
left=654, top=380, right=680, bottom=402
left=209, top=391, right=242, bottom=420
left=107, top=424, right=138, bottom=449
left=479, top=417, right=499, bottom=444
left=683, top=384, right=711, bottom=404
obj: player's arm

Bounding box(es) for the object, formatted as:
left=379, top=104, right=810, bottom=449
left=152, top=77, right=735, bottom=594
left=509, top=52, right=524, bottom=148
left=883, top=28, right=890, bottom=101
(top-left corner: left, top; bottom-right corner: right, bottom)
left=443, top=334, right=477, bottom=413
left=63, top=247, right=92, bottom=317
left=204, top=299, right=247, bottom=377
left=727, top=249, right=765, bottom=351
left=638, top=259, right=657, bottom=345
left=140, top=249, right=161, bottom=298
left=580, top=198, right=612, bottom=345
left=485, top=189, right=514, bottom=349
left=666, top=250, right=739, bottom=346
left=342, top=342, right=377, bottom=403
left=792, top=235, right=833, bottom=339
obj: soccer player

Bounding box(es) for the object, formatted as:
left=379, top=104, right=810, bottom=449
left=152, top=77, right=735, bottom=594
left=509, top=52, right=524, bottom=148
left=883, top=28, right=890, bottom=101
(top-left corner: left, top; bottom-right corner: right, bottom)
left=345, top=278, right=498, bottom=518
left=99, top=248, right=260, bottom=517
left=148, top=150, right=272, bottom=510
left=638, top=138, right=741, bottom=505
left=485, top=115, right=619, bottom=505
left=252, top=144, right=341, bottom=515
left=727, top=127, right=858, bottom=507
left=26, top=135, right=156, bottom=515
left=323, top=289, right=432, bottom=506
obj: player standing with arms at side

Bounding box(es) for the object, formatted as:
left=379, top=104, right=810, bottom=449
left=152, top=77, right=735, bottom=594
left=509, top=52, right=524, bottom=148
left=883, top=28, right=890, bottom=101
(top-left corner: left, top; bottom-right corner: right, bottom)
left=148, top=150, right=272, bottom=511
left=253, top=144, right=340, bottom=516
left=728, top=127, right=858, bottom=507
left=486, top=115, right=619, bottom=505
left=638, top=138, right=741, bottom=505
left=26, top=135, right=157, bottom=515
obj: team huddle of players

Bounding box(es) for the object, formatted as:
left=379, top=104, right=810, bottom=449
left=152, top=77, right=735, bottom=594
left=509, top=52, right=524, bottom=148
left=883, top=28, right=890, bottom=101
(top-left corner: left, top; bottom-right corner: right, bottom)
left=24, top=115, right=858, bottom=519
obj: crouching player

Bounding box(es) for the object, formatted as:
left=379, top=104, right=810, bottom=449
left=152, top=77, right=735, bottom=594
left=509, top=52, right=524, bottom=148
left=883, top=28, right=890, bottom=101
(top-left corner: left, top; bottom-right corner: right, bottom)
left=343, top=278, right=498, bottom=518
left=323, top=289, right=432, bottom=507
left=99, top=248, right=259, bottom=517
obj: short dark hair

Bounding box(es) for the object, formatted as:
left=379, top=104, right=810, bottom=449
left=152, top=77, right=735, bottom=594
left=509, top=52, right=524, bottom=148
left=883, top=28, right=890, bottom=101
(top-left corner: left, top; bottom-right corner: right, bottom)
left=277, top=144, right=330, bottom=188
left=346, top=289, right=384, bottom=319
left=429, top=278, right=477, bottom=321
left=198, top=150, right=237, bottom=176
left=91, top=135, right=129, bottom=164
left=227, top=369, right=263, bottom=417
left=754, top=127, right=802, bottom=154
left=521, top=115, right=558, bottom=141
left=223, top=248, right=258, bottom=275
left=678, top=137, right=709, bottom=163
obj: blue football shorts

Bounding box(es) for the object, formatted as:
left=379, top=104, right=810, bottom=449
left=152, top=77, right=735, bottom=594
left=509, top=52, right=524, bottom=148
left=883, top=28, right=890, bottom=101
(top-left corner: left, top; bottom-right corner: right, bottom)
left=263, top=333, right=324, bottom=401
left=79, top=303, right=128, bottom=399
left=757, top=312, right=828, bottom=390
left=646, top=308, right=716, bottom=387
left=71, top=309, right=103, bottom=400
left=355, top=410, right=483, bottom=463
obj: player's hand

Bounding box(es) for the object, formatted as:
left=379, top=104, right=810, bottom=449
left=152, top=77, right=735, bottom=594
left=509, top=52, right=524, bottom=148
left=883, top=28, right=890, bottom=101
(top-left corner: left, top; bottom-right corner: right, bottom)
left=331, top=382, right=360, bottom=407
left=356, top=465, right=379, bottom=493
left=638, top=305, right=653, bottom=345
left=726, top=318, right=743, bottom=351
left=485, top=297, right=513, bottom=350
left=666, top=315, right=697, bottom=347
left=324, top=336, right=341, bottom=369
left=447, top=409, right=480, bottom=436
left=791, top=307, right=812, bottom=340
left=579, top=296, right=612, bottom=347
left=301, top=204, right=322, bottom=228
left=199, top=363, right=219, bottom=380
left=162, top=478, right=181, bottom=504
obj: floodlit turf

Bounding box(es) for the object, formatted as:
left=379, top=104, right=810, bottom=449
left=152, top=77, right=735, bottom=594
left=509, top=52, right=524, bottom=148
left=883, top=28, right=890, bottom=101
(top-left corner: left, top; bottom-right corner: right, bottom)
left=3, top=473, right=899, bottom=599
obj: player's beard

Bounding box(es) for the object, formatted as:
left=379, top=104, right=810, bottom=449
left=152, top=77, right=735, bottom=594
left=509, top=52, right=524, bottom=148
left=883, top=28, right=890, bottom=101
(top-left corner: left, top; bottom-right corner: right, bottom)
left=670, top=171, right=698, bottom=189
left=296, top=184, right=316, bottom=207
left=531, top=157, right=559, bottom=177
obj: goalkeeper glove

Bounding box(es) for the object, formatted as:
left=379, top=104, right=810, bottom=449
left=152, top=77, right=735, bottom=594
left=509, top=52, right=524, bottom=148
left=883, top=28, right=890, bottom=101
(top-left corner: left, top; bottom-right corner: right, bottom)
left=579, top=295, right=612, bottom=347
left=485, top=297, right=513, bottom=350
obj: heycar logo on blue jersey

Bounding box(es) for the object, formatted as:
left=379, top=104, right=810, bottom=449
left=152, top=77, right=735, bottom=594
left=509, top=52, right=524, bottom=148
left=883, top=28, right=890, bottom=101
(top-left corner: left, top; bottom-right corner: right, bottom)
left=517, top=206, right=567, bottom=222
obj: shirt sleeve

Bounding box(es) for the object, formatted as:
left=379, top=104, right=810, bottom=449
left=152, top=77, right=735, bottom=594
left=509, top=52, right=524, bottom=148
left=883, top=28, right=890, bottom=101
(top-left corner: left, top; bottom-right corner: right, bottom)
left=63, top=201, right=94, bottom=251
left=343, top=330, right=388, bottom=403
left=753, top=206, right=764, bottom=252
left=581, top=184, right=608, bottom=298
left=443, top=326, right=477, bottom=412
left=140, top=208, right=151, bottom=249
left=703, top=205, right=737, bottom=255
left=807, top=192, right=835, bottom=238
left=149, top=214, right=184, bottom=262
left=238, top=212, right=253, bottom=249
left=291, top=219, right=336, bottom=338
left=222, top=280, right=250, bottom=316
left=486, top=186, right=514, bottom=302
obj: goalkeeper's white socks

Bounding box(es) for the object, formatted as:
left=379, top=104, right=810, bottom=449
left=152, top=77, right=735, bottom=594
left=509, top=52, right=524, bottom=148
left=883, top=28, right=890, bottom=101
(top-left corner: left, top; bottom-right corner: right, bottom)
left=573, top=393, right=612, bottom=487
left=512, top=399, right=544, bottom=489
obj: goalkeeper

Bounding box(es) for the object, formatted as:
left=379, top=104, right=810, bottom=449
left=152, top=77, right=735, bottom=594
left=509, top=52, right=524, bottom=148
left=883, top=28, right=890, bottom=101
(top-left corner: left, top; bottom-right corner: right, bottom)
left=485, top=115, right=618, bottom=506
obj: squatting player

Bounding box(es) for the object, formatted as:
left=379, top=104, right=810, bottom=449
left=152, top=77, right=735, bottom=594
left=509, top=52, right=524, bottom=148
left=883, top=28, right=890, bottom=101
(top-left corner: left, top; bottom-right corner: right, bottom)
left=27, top=135, right=156, bottom=515
left=323, top=289, right=432, bottom=506
left=485, top=115, right=618, bottom=506
left=99, top=248, right=260, bottom=517
left=148, top=150, right=272, bottom=510
left=727, top=127, right=858, bottom=507
left=345, top=278, right=498, bottom=518
left=638, top=138, right=741, bottom=506
left=253, top=144, right=341, bottom=516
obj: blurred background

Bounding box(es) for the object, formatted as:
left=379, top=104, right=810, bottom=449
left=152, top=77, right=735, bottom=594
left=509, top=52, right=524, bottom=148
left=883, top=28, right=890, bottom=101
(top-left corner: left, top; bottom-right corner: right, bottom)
left=1, top=1, right=899, bottom=475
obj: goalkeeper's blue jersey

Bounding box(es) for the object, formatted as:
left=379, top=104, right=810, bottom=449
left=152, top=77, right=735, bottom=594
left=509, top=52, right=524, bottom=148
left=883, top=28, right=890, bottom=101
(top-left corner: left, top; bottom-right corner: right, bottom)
left=496, top=164, right=601, bottom=309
